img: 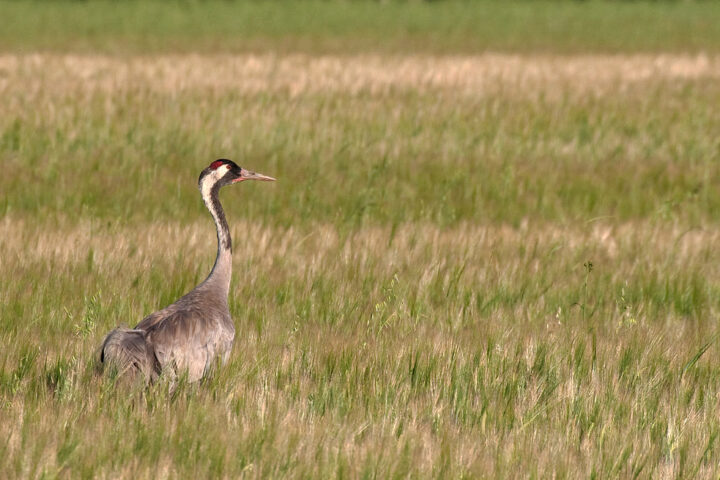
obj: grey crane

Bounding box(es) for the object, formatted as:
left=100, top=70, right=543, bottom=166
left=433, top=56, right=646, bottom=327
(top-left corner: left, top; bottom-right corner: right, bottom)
left=100, top=159, right=275, bottom=383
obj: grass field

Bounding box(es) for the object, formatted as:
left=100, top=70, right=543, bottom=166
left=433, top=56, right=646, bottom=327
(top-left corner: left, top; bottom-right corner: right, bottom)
left=3, top=1, right=720, bottom=478
left=2, top=0, right=720, bottom=54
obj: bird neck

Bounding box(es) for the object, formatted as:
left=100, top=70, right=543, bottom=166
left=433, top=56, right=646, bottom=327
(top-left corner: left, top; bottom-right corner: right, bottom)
left=201, top=181, right=232, bottom=298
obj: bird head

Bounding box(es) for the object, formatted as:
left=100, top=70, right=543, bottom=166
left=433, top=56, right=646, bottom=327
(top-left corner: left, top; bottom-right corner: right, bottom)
left=198, top=159, right=276, bottom=190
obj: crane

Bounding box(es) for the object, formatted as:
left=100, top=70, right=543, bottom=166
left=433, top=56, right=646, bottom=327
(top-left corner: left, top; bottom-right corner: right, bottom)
left=100, top=159, right=275, bottom=383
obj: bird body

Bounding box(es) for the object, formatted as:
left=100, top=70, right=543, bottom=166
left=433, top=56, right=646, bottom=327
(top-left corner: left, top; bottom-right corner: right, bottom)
left=100, top=159, right=275, bottom=383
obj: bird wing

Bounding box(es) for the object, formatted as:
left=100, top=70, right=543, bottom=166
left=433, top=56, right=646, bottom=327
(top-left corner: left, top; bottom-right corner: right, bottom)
left=141, top=308, right=226, bottom=382
left=134, top=311, right=164, bottom=331
left=100, top=327, right=160, bottom=380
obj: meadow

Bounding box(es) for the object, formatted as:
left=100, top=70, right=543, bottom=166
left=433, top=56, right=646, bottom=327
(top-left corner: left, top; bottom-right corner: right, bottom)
left=3, top=1, right=720, bottom=478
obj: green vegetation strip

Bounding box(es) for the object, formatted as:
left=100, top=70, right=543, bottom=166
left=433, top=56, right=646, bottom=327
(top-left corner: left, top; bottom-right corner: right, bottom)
left=1, top=0, right=720, bottom=54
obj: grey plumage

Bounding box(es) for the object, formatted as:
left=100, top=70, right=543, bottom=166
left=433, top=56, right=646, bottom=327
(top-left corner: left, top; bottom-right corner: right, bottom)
left=99, top=159, right=275, bottom=383
left=100, top=327, right=159, bottom=380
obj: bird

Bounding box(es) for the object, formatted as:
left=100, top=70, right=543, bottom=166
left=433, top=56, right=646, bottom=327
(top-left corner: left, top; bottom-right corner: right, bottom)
left=99, top=159, right=275, bottom=384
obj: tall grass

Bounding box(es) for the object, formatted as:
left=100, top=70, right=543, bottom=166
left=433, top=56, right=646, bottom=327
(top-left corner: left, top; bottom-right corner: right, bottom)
left=2, top=55, right=720, bottom=228
left=2, top=51, right=720, bottom=477
left=4, top=216, right=720, bottom=477
left=2, top=2, right=720, bottom=477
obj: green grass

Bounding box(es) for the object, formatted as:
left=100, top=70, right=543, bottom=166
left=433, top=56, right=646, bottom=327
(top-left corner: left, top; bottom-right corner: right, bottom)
left=3, top=1, right=720, bottom=478
left=6, top=217, right=720, bottom=477
left=1, top=0, right=720, bottom=54
left=3, top=56, right=720, bottom=228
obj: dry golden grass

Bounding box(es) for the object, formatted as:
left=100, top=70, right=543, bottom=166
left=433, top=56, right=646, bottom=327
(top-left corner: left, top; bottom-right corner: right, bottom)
left=2, top=53, right=720, bottom=98
left=4, top=215, right=720, bottom=271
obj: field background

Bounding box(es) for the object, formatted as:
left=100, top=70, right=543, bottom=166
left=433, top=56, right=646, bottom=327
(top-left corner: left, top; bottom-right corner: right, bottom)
left=2, top=1, right=720, bottom=478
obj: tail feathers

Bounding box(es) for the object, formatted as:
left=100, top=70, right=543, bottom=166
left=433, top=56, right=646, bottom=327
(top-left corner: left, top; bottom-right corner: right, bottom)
left=100, top=327, right=159, bottom=381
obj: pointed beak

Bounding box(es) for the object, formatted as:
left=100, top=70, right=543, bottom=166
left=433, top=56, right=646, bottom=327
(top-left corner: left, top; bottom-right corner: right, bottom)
left=233, top=169, right=276, bottom=183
